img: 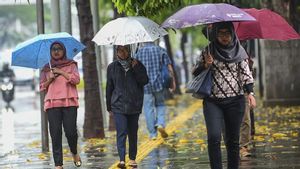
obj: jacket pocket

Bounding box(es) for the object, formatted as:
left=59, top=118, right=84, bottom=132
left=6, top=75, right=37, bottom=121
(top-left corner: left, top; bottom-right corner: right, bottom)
left=111, top=92, right=121, bottom=104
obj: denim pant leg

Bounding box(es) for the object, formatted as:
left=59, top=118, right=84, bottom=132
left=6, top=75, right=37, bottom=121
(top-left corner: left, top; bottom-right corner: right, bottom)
left=114, top=113, right=128, bottom=161
left=47, top=108, right=63, bottom=166
left=223, top=97, right=245, bottom=169
left=154, top=90, right=166, bottom=128
left=127, top=114, right=140, bottom=160
left=203, top=99, right=224, bottom=169
left=143, top=94, right=157, bottom=138
left=62, top=107, right=78, bottom=155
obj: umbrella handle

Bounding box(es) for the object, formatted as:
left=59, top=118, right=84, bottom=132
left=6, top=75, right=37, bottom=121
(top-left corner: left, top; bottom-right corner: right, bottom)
left=48, top=62, right=53, bottom=72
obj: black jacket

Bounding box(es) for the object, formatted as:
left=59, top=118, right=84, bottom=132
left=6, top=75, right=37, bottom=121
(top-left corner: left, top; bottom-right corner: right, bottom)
left=106, top=59, right=149, bottom=115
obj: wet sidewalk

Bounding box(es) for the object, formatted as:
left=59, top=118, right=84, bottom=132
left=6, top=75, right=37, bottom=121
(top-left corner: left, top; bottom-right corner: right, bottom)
left=1, top=87, right=300, bottom=169
left=0, top=88, right=199, bottom=169
left=138, top=105, right=300, bottom=169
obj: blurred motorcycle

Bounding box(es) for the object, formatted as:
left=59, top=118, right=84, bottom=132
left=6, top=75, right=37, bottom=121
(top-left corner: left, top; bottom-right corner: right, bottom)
left=1, top=77, right=15, bottom=104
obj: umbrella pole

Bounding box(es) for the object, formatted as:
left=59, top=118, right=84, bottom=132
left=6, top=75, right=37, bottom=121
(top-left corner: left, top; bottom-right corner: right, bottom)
left=48, top=62, right=53, bottom=73
left=48, top=62, right=52, bottom=69
left=130, top=44, right=135, bottom=58
left=135, top=43, right=140, bottom=54
left=206, top=26, right=210, bottom=55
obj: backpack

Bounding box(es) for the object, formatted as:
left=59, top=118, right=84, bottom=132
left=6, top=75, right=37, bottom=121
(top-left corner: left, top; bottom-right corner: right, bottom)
left=160, top=52, right=172, bottom=88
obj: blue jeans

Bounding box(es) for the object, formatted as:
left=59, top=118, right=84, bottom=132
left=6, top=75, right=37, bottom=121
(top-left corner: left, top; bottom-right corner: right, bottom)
left=143, top=90, right=166, bottom=138
left=114, top=113, right=140, bottom=161
left=203, top=96, right=245, bottom=169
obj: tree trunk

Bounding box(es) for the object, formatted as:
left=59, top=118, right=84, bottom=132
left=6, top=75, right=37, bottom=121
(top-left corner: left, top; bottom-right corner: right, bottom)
left=180, top=32, right=189, bottom=84
left=261, top=0, right=273, bottom=9
left=164, top=35, right=181, bottom=95
left=76, top=0, right=105, bottom=138
left=290, top=0, right=300, bottom=32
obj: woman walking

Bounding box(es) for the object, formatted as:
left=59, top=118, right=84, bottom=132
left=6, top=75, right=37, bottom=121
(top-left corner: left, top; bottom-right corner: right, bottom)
left=40, top=41, right=82, bottom=169
left=193, top=22, right=256, bottom=169
left=106, top=45, right=148, bottom=168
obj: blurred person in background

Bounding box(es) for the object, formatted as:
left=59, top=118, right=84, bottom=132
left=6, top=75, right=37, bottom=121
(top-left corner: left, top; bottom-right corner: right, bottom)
left=135, top=42, right=176, bottom=140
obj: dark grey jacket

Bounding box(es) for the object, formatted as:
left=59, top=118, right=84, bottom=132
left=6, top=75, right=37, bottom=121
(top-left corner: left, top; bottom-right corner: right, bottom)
left=106, top=59, right=148, bottom=114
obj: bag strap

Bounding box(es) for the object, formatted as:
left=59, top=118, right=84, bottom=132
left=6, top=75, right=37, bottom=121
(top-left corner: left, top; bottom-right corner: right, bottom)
left=160, top=49, right=167, bottom=70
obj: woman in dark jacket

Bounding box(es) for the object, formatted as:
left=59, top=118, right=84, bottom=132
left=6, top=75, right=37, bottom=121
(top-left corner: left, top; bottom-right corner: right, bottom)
left=193, top=22, right=256, bottom=169
left=106, top=45, right=148, bottom=168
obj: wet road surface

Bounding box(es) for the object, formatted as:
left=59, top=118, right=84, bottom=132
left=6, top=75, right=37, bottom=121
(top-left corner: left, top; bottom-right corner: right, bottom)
left=1, top=87, right=300, bottom=169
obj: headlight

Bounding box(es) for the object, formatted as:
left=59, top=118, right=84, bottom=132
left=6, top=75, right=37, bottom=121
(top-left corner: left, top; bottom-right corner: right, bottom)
left=1, top=84, right=7, bottom=90
left=7, top=83, right=13, bottom=90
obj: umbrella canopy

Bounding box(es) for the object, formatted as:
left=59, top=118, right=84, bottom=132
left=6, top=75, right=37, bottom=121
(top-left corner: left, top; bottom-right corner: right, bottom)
left=161, top=3, right=256, bottom=29
left=92, top=16, right=168, bottom=46
left=235, top=8, right=300, bottom=41
left=12, top=32, right=85, bottom=69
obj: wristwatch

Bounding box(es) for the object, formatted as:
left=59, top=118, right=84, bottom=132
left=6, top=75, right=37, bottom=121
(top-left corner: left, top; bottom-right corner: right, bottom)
left=249, top=92, right=255, bottom=96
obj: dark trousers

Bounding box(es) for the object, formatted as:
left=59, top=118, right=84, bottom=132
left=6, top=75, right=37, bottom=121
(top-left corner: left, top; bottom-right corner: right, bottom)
left=203, top=96, right=245, bottom=169
left=114, top=113, right=140, bottom=161
left=47, top=106, right=78, bottom=166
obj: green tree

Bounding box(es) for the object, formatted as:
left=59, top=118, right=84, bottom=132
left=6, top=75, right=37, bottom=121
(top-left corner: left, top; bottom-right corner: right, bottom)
left=112, top=0, right=183, bottom=16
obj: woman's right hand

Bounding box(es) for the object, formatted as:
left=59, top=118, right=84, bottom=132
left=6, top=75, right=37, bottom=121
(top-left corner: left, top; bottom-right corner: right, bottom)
left=204, top=53, right=214, bottom=68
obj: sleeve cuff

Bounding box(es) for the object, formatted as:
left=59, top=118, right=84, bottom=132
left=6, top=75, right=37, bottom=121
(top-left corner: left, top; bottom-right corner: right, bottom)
left=244, top=83, right=254, bottom=94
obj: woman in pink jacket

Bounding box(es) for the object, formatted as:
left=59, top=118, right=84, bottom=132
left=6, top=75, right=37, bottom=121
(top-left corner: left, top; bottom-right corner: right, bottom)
left=40, top=41, right=81, bottom=169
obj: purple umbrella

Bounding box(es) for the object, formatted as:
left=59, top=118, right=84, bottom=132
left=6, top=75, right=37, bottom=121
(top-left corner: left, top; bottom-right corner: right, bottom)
left=162, top=3, right=256, bottom=29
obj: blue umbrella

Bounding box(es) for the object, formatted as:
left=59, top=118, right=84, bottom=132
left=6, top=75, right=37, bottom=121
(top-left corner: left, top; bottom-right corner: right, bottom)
left=12, top=32, right=85, bottom=69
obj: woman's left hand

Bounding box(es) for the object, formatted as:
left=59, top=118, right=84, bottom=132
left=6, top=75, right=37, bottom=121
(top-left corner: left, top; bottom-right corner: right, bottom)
left=51, top=67, right=70, bottom=80
left=52, top=68, right=63, bottom=75
left=248, top=94, right=256, bottom=108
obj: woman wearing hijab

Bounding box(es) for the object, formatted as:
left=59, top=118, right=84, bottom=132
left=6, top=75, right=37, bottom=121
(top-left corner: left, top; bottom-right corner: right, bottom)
left=40, top=42, right=81, bottom=169
left=193, top=22, right=256, bottom=169
left=106, top=45, right=148, bottom=168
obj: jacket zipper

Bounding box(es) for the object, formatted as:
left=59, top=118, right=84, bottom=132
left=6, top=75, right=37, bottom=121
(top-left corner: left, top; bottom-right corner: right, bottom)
left=124, top=71, right=127, bottom=114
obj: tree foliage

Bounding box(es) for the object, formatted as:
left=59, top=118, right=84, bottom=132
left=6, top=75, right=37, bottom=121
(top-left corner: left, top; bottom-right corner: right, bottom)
left=112, top=0, right=183, bottom=17
left=98, top=0, right=114, bottom=25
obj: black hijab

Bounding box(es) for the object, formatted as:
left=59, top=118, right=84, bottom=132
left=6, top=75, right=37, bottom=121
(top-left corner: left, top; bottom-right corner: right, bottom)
left=209, top=22, right=248, bottom=63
